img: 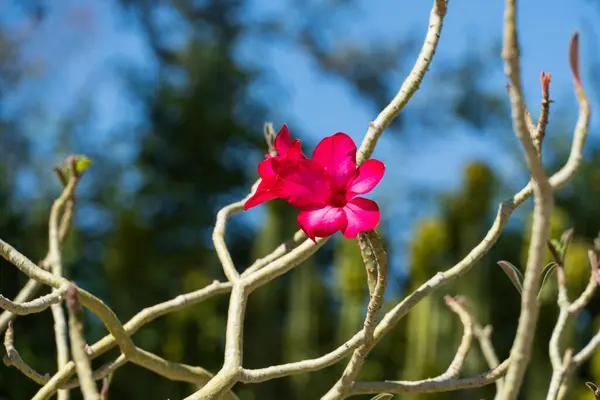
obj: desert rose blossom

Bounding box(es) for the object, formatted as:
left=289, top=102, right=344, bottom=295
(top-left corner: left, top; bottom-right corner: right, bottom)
left=245, top=129, right=385, bottom=241
left=244, top=124, right=307, bottom=209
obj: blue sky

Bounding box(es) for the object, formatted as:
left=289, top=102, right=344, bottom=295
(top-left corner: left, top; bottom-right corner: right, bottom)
left=2, top=0, right=599, bottom=274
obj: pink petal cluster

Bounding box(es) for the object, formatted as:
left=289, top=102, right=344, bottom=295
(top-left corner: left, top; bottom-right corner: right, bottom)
left=244, top=125, right=385, bottom=241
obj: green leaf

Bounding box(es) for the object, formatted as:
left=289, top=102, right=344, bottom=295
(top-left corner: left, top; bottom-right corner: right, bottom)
left=74, top=155, right=92, bottom=174
left=370, top=394, right=394, bottom=400
left=538, top=262, right=558, bottom=299
left=497, top=261, right=523, bottom=294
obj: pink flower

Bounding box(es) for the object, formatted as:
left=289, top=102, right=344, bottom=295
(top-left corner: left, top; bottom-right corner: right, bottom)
left=245, top=126, right=385, bottom=241
left=243, top=124, right=307, bottom=209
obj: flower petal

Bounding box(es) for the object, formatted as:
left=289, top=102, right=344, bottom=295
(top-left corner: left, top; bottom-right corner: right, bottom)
left=244, top=178, right=281, bottom=210
left=312, top=133, right=357, bottom=188
left=297, top=205, right=348, bottom=241
left=275, top=124, right=293, bottom=156
left=347, top=159, right=385, bottom=197
left=285, top=140, right=305, bottom=161
left=257, top=158, right=276, bottom=178
left=342, top=197, right=380, bottom=238
left=274, top=158, right=332, bottom=208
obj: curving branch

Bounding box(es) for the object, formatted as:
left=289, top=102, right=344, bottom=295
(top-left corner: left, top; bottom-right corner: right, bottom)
left=242, top=230, right=307, bottom=277
left=3, top=321, right=51, bottom=385
left=241, top=330, right=364, bottom=383
left=213, top=182, right=262, bottom=282
left=19, top=280, right=232, bottom=399
left=475, top=324, right=504, bottom=395
left=48, top=159, right=81, bottom=400
left=349, top=359, right=510, bottom=396
left=356, top=0, right=448, bottom=164
left=65, top=284, right=99, bottom=400
left=0, top=165, right=78, bottom=333
left=344, top=297, right=483, bottom=398
left=501, top=27, right=589, bottom=400
left=323, top=230, right=388, bottom=399
left=0, top=285, right=68, bottom=315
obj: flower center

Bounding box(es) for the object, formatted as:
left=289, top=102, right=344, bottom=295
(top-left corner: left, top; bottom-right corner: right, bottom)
left=330, top=189, right=347, bottom=207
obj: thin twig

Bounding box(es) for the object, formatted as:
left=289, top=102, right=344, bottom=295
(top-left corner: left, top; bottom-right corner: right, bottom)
left=349, top=360, right=509, bottom=396
left=326, top=293, right=475, bottom=400
left=475, top=324, right=504, bottom=394
left=0, top=279, right=44, bottom=331
left=240, top=330, right=364, bottom=383
left=323, top=230, right=388, bottom=399
left=0, top=167, right=77, bottom=333
left=184, top=285, right=248, bottom=399
left=3, top=321, right=51, bottom=384
left=49, top=159, right=82, bottom=400
left=534, top=72, right=552, bottom=155
left=213, top=183, right=261, bottom=282
left=357, top=231, right=377, bottom=295
left=25, top=280, right=232, bottom=398
left=356, top=0, right=448, bottom=165
left=0, top=284, right=68, bottom=315
left=242, top=230, right=307, bottom=277
left=547, top=241, right=599, bottom=399
left=499, top=0, right=554, bottom=396
left=66, top=283, right=99, bottom=399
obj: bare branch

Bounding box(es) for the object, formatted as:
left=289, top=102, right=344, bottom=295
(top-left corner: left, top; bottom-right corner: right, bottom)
left=475, top=324, right=504, bottom=394
left=66, top=284, right=99, bottom=400
left=0, top=239, right=137, bottom=355
left=242, top=230, right=307, bottom=277
left=499, top=0, right=555, bottom=396
left=184, top=285, right=249, bottom=399
left=213, top=182, right=262, bottom=282
left=534, top=72, right=552, bottom=155
left=0, top=279, right=44, bottom=330
left=439, top=296, right=475, bottom=378
left=26, top=280, right=232, bottom=398
left=358, top=231, right=378, bottom=295
left=0, top=284, right=68, bottom=315
left=3, top=322, right=50, bottom=385
left=323, top=230, right=388, bottom=399
left=349, top=359, right=509, bottom=396
left=356, top=0, right=448, bottom=164
left=333, top=295, right=475, bottom=399
left=0, top=163, right=78, bottom=333
left=48, top=158, right=84, bottom=400
left=241, top=330, right=364, bottom=383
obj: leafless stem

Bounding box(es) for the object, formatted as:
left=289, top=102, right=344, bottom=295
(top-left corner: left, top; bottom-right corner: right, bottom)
left=3, top=321, right=51, bottom=384
left=475, top=324, right=504, bottom=394
left=534, top=72, right=552, bottom=155
left=345, top=301, right=487, bottom=397
left=547, top=243, right=599, bottom=399
left=49, top=159, right=81, bottom=400
left=242, top=230, right=307, bottom=277
left=213, top=182, right=262, bottom=282
left=357, top=232, right=378, bottom=295
left=499, top=0, right=555, bottom=397
left=356, top=0, right=448, bottom=165
left=323, top=230, right=388, bottom=399
left=65, top=283, right=99, bottom=400
left=438, top=296, right=476, bottom=379
left=0, top=279, right=44, bottom=331
left=241, top=330, right=364, bottom=383
left=0, top=164, right=78, bottom=334
left=0, top=284, right=68, bottom=315
left=347, top=359, right=508, bottom=396
left=23, top=280, right=231, bottom=398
